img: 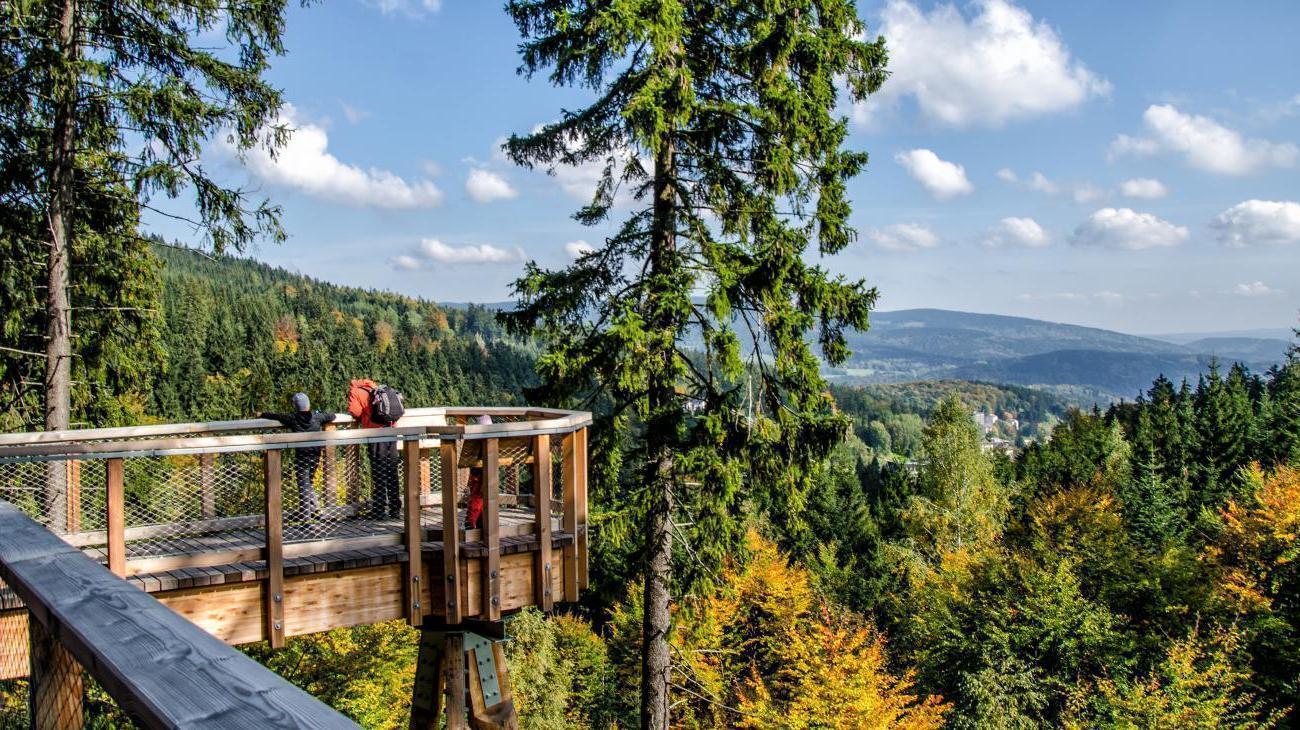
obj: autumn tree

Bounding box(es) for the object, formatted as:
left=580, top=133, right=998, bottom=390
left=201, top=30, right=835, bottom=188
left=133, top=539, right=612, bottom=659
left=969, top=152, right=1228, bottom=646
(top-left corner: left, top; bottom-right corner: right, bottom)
left=501, top=2, right=887, bottom=725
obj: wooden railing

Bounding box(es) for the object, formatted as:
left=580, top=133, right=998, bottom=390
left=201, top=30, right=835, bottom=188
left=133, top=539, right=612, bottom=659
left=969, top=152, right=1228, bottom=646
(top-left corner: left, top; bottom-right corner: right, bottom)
left=0, top=500, right=359, bottom=729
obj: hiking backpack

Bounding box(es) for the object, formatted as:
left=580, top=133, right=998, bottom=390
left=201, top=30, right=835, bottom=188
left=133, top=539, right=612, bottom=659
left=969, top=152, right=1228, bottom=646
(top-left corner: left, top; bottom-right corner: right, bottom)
left=369, top=384, right=405, bottom=425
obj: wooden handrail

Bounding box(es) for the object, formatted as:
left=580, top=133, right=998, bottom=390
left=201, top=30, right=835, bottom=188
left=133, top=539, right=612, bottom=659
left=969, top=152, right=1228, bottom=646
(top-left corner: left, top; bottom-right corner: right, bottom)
left=0, top=500, right=359, bottom=729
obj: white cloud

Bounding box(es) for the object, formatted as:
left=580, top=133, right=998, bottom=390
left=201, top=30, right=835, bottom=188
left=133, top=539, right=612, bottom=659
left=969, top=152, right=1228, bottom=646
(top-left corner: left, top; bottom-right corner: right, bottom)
left=866, top=223, right=941, bottom=252
left=368, top=0, right=440, bottom=16
left=1119, top=178, right=1167, bottom=199
left=1002, top=169, right=1106, bottom=204
left=339, top=102, right=370, bottom=125
left=1210, top=200, right=1300, bottom=247
left=1110, top=104, right=1298, bottom=175
left=564, top=240, right=596, bottom=258
left=1070, top=208, right=1189, bottom=251
left=393, top=238, right=524, bottom=269
left=858, top=0, right=1109, bottom=128
left=894, top=149, right=973, bottom=199
left=1016, top=290, right=1148, bottom=307
left=240, top=105, right=443, bottom=209
left=465, top=168, right=517, bottom=203
left=982, top=217, right=1049, bottom=248
left=1234, top=281, right=1282, bottom=298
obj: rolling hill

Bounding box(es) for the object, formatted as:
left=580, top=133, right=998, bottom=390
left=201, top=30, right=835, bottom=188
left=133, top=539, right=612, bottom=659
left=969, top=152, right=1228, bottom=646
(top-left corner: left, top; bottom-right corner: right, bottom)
left=828, top=309, right=1292, bottom=401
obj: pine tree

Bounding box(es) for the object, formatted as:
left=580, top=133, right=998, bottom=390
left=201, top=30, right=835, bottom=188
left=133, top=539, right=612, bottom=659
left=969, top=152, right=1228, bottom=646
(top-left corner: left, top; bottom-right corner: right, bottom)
left=1193, top=364, right=1250, bottom=508
left=0, top=0, right=291, bottom=442
left=1266, top=335, right=1300, bottom=466
left=500, top=3, right=888, bottom=724
left=1123, top=407, right=1182, bottom=547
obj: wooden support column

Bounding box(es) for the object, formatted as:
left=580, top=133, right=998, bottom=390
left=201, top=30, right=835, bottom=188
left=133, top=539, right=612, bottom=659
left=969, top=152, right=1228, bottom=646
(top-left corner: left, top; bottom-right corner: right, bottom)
left=561, top=432, right=579, bottom=602
left=106, top=458, right=125, bottom=577
left=264, top=449, right=285, bottom=648
left=199, top=452, right=216, bottom=518
left=444, top=633, right=468, bottom=730
left=531, top=434, right=553, bottom=611
left=403, top=437, right=424, bottom=626
left=64, top=460, right=80, bottom=533
left=575, top=427, right=589, bottom=590
left=409, top=626, right=446, bottom=730
left=345, top=444, right=362, bottom=506
left=321, top=423, right=337, bottom=507
left=440, top=442, right=463, bottom=624
left=28, top=615, right=83, bottom=730
left=482, top=438, right=501, bottom=621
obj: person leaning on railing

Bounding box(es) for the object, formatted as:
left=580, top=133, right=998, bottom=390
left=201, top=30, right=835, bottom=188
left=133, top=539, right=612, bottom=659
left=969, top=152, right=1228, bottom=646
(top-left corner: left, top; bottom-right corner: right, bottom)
left=258, top=392, right=336, bottom=519
left=346, top=378, right=401, bottom=519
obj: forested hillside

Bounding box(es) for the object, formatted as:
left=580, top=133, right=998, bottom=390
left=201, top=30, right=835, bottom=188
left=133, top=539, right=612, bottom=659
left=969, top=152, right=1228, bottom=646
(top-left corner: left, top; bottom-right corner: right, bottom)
left=147, top=245, right=538, bottom=420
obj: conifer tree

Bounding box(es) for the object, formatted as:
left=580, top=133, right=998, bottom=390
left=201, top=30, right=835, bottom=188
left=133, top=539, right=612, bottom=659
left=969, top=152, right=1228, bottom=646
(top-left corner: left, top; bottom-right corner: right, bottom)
left=500, top=3, right=888, bottom=724
left=1266, top=335, right=1300, bottom=465
left=0, top=0, right=291, bottom=442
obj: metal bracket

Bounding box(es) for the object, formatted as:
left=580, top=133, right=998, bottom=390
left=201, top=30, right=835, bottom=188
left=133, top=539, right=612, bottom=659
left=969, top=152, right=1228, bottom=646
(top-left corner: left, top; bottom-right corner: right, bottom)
left=464, top=632, right=503, bottom=708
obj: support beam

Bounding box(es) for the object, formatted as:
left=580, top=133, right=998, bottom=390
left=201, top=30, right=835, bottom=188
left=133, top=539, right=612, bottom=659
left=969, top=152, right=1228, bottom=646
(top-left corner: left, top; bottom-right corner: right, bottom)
left=29, top=614, right=83, bottom=730
left=106, top=458, right=125, bottom=578
left=440, top=443, right=463, bottom=624
left=264, top=449, right=285, bottom=648
left=444, top=632, right=468, bottom=730
left=561, top=432, right=579, bottom=602
left=199, top=453, right=216, bottom=519
left=321, top=424, right=337, bottom=508
left=409, top=626, right=446, bottom=730
left=531, top=434, right=552, bottom=611
left=64, top=460, right=80, bottom=533
left=575, top=427, right=589, bottom=590
left=482, top=439, right=501, bottom=621
left=403, top=437, right=424, bottom=626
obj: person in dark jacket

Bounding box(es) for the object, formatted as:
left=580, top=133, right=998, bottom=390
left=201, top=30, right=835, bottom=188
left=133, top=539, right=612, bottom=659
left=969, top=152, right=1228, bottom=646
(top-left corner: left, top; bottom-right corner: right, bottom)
left=259, top=392, right=336, bottom=518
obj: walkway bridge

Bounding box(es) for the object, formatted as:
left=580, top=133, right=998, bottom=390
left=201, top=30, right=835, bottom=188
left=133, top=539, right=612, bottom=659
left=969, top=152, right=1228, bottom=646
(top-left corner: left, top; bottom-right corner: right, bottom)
left=0, top=406, right=590, bottom=728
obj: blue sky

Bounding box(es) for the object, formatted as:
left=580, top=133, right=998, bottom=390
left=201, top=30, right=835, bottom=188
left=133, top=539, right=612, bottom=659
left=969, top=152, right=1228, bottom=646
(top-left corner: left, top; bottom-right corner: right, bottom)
left=157, top=0, right=1300, bottom=335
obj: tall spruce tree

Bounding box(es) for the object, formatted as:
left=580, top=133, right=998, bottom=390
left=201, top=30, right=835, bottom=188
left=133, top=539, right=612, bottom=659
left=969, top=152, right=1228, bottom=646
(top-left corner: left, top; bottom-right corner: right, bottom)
left=501, top=3, right=887, bottom=725
left=0, top=0, right=291, bottom=443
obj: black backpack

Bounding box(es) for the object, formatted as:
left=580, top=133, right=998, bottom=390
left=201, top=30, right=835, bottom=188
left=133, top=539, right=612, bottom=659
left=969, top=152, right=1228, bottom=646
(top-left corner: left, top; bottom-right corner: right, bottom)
left=368, top=384, right=405, bottom=425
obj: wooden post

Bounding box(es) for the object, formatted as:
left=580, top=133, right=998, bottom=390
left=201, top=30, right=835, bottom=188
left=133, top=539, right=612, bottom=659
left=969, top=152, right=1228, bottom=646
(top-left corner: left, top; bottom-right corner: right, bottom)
left=403, top=437, right=424, bottom=626
left=28, top=615, right=83, bottom=730
left=321, top=423, right=337, bottom=507
left=199, top=452, right=216, bottom=519
left=444, top=633, right=468, bottom=730
left=345, top=444, right=362, bottom=506
left=64, top=460, right=80, bottom=533
left=531, top=434, right=553, bottom=611
left=106, top=458, right=125, bottom=577
left=264, top=449, right=285, bottom=648
left=482, top=438, right=501, bottom=621
left=561, top=432, right=579, bottom=602
left=575, top=427, right=589, bottom=590
left=440, top=442, right=463, bottom=624
left=409, top=627, right=446, bottom=730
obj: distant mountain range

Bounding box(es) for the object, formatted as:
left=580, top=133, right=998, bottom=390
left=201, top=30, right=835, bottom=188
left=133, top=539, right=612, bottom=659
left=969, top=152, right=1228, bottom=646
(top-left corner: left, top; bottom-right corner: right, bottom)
left=829, top=309, right=1294, bottom=401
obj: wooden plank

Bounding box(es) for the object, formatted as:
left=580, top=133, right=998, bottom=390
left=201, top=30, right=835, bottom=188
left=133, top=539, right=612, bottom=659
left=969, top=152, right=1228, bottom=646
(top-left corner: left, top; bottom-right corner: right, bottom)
left=561, top=432, right=579, bottom=602
left=322, top=423, right=337, bottom=508
left=0, top=609, right=27, bottom=680
left=575, top=427, right=589, bottom=590
left=106, top=457, right=125, bottom=577
left=409, top=625, right=446, bottom=730
left=65, top=459, right=81, bottom=533
left=264, top=449, right=285, bottom=648
left=531, top=435, right=553, bottom=611
left=444, top=632, right=468, bottom=730
left=403, top=437, right=424, bottom=626
left=345, top=444, right=362, bottom=506
left=200, top=452, right=216, bottom=518
left=0, top=501, right=359, bottom=728
left=482, top=438, right=501, bottom=621
left=440, top=443, right=463, bottom=624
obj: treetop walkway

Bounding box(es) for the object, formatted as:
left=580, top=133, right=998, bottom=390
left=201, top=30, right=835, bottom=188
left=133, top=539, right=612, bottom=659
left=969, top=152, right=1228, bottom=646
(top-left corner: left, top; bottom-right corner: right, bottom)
left=0, top=406, right=591, bottom=728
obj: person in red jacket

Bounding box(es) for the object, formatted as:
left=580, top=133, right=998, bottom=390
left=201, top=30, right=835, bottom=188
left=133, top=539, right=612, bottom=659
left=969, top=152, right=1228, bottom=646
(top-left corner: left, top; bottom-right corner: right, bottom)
left=347, top=378, right=401, bottom=518
left=463, top=414, right=492, bottom=529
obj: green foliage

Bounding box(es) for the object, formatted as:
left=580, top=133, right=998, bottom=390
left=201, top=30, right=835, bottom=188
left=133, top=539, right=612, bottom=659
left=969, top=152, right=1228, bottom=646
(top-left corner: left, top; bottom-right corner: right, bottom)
left=504, top=608, right=620, bottom=729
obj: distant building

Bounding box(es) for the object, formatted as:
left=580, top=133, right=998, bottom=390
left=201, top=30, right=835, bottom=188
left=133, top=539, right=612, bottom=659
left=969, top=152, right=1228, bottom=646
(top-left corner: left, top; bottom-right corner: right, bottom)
left=973, top=410, right=998, bottom=434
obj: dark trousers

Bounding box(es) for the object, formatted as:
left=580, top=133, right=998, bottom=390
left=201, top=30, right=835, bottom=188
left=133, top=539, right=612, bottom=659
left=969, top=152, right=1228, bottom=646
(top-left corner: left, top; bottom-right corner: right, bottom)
left=293, top=446, right=323, bottom=515
left=368, top=440, right=400, bottom=518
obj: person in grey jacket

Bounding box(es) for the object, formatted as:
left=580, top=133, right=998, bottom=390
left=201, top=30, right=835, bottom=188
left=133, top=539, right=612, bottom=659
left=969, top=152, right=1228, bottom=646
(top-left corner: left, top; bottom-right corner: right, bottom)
left=259, top=392, right=336, bottom=518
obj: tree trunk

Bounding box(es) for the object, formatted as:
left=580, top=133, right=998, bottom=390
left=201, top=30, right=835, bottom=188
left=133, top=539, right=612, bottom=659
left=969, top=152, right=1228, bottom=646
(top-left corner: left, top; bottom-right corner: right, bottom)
left=44, top=0, right=78, bottom=523
left=640, top=134, right=676, bottom=730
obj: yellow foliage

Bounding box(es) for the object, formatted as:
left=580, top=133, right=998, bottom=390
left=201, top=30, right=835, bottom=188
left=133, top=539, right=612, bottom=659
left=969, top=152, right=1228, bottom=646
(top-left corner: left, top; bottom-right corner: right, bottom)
left=678, top=532, right=947, bottom=729
left=1204, top=464, right=1300, bottom=614
left=374, top=321, right=395, bottom=353
left=273, top=314, right=300, bottom=354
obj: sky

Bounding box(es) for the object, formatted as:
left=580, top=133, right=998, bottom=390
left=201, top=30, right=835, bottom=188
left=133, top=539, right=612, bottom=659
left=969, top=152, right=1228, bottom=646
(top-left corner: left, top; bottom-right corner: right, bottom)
left=152, top=0, right=1300, bottom=336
